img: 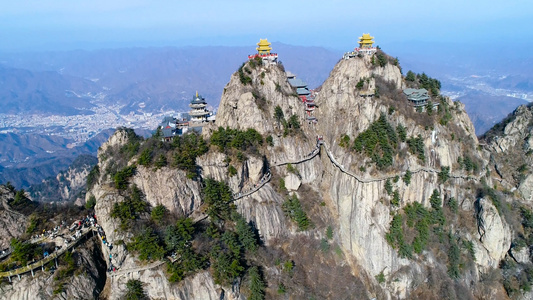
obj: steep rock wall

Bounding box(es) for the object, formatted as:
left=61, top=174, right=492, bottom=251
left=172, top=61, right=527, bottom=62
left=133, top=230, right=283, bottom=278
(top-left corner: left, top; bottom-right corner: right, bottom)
left=0, top=186, right=27, bottom=249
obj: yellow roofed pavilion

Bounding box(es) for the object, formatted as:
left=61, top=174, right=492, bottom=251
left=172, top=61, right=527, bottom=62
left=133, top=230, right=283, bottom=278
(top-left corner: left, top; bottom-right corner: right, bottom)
left=358, top=33, right=375, bottom=48
left=256, top=39, right=272, bottom=54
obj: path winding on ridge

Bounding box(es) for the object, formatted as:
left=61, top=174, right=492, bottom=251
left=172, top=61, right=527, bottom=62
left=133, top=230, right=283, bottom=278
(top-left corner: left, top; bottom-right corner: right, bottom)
left=321, top=142, right=480, bottom=183
left=108, top=260, right=166, bottom=277
left=233, top=138, right=480, bottom=201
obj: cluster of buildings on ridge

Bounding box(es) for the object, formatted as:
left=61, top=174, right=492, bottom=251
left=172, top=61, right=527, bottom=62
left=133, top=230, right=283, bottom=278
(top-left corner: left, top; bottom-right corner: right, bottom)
left=159, top=92, right=215, bottom=141
left=341, top=34, right=437, bottom=109
left=286, top=72, right=317, bottom=124
left=158, top=34, right=438, bottom=141
left=247, top=38, right=319, bottom=123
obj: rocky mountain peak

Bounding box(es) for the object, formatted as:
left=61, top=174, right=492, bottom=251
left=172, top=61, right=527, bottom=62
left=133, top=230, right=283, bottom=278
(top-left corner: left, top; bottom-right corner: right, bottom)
left=482, top=103, right=533, bottom=202
left=211, top=60, right=303, bottom=135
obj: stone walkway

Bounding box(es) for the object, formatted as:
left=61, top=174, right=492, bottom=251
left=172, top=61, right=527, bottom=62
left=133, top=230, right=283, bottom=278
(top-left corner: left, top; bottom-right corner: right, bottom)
left=323, top=141, right=479, bottom=183
left=108, top=261, right=165, bottom=277
left=0, top=227, right=97, bottom=281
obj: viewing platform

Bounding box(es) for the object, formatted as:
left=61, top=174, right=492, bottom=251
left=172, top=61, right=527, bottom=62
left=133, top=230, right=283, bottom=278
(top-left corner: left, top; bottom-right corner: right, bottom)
left=189, top=110, right=210, bottom=117
left=247, top=53, right=278, bottom=60
left=189, top=103, right=207, bottom=109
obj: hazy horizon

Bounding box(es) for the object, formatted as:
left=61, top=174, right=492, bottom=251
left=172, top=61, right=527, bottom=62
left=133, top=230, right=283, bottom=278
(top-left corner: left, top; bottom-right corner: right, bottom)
left=2, top=0, right=532, bottom=52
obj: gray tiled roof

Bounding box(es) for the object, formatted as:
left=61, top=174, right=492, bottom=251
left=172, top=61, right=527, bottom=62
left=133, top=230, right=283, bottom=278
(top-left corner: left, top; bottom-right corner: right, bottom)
left=297, top=87, right=310, bottom=95
left=162, top=127, right=175, bottom=138
left=403, top=88, right=429, bottom=101
left=288, top=78, right=308, bottom=88
left=191, top=95, right=206, bottom=104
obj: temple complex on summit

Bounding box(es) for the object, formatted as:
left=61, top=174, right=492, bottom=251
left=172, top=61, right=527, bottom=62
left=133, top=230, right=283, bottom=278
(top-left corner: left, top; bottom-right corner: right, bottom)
left=248, top=38, right=278, bottom=64
left=343, top=33, right=377, bottom=59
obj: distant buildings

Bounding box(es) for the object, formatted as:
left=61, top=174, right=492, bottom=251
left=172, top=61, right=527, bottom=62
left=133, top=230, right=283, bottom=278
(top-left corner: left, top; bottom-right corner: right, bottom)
left=248, top=39, right=278, bottom=64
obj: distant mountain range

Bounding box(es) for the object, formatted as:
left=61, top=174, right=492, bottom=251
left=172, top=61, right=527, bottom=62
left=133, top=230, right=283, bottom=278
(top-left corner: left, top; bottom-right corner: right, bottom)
left=0, top=44, right=340, bottom=115
left=0, top=128, right=153, bottom=189
left=0, top=130, right=113, bottom=188
left=0, top=65, right=97, bottom=115
left=458, top=92, right=528, bottom=135
left=1, top=44, right=530, bottom=131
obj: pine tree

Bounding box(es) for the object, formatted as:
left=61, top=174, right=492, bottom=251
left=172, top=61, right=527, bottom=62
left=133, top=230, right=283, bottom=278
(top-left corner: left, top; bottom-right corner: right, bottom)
left=248, top=266, right=266, bottom=300
left=236, top=216, right=258, bottom=252
left=403, top=170, right=412, bottom=186
left=274, top=105, right=285, bottom=124
left=385, top=179, right=393, bottom=195
left=125, top=279, right=147, bottom=300
left=406, top=70, right=416, bottom=82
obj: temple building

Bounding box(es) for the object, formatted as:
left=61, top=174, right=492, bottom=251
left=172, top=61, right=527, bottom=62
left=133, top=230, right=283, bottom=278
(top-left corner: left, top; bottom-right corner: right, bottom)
left=156, top=93, right=214, bottom=142
left=343, top=33, right=377, bottom=59
left=189, top=92, right=211, bottom=123
left=248, top=38, right=278, bottom=64
left=287, top=72, right=317, bottom=121
left=358, top=33, right=375, bottom=49
left=257, top=39, right=272, bottom=54
left=288, top=77, right=310, bottom=99
left=159, top=116, right=177, bottom=142
left=403, top=88, right=430, bottom=107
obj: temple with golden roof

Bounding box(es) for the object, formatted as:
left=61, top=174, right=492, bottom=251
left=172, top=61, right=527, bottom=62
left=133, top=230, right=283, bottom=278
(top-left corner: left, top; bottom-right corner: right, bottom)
left=343, top=33, right=377, bottom=59
left=256, top=39, right=272, bottom=54
left=248, top=38, right=278, bottom=64
left=358, top=33, right=375, bottom=48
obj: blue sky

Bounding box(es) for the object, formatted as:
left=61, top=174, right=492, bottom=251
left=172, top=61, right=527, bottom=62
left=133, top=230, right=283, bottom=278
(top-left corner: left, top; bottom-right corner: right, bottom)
left=1, top=0, right=532, bottom=51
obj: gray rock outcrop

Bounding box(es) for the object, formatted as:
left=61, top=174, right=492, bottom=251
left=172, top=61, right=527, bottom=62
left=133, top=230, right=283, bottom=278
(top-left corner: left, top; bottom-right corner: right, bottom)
left=0, top=186, right=27, bottom=249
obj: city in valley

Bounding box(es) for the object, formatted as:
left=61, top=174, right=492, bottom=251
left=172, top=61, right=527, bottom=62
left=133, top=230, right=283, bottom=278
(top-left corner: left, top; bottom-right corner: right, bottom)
left=0, top=101, right=179, bottom=146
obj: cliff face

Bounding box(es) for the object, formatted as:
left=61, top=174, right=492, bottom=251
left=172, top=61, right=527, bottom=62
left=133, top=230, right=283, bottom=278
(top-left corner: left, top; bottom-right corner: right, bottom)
left=88, top=129, right=244, bottom=300
left=0, top=186, right=27, bottom=249
left=484, top=104, right=533, bottom=201
left=213, top=63, right=303, bottom=136
left=28, top=155, right=97, bottom=203
left=313, top=57, right=486, bottom=279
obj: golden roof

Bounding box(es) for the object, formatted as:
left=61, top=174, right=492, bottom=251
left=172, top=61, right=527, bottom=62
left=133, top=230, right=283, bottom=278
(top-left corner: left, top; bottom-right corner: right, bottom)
left=256, top=38, right=272, bottom=53
left=358, top=33, right=375, bottom=48
left=359, top=33, right=374, bottom=41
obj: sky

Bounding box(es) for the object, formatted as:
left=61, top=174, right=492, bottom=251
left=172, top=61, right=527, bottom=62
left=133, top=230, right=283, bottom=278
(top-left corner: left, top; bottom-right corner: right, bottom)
left=1, top=0, right=533, bottom=52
